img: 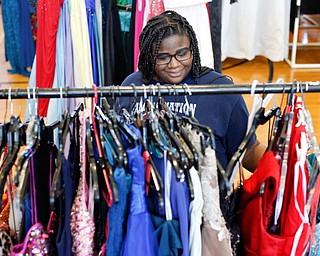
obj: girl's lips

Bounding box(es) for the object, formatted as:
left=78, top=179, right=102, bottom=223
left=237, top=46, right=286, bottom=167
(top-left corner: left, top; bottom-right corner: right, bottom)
left=168, top=71, right=182, bottom=77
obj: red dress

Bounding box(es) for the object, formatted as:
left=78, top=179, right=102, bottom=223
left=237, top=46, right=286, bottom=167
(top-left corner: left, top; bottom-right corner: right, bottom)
left=239, top=97, right=310, bottom=255
left=36, top=0, right=63, bottom=117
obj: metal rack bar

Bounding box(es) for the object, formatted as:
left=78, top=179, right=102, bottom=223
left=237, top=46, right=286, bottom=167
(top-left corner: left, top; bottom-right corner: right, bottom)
left=0, top=82, right=319, bottom=99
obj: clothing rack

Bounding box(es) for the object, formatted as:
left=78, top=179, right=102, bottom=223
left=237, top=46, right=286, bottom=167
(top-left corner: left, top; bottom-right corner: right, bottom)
left=1, top=82, right=320, bottom=99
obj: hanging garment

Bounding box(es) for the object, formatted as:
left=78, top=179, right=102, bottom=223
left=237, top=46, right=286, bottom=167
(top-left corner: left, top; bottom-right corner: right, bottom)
left=133, top=0, right=146, bottom=71
left=142, top=150, right=152, bottom=195
left=70, top=112, right=95, bottom=255
left=69, top=0, right=93, bottom=88
left=147, top=0, right=165, bottom=21
left=10, top=223, right=51, bottom=255
left=163, top=0, right=214, bottom=69
left=104, top=135, right=132, bottom=256
left=0, top=192, right=11, bottom=233
left=188, top=165, right=204, bottom=256
left=221, top=0, right=291, bottom=62
left=0, top=230, right=12, bottom=256
left=150, top=214, right=183, bottom=256
left=121, top=124, right=158, bottom=256
left=55, top=152, right=76, bottom=256
left=1, top=0, right=30, bottom=76
left=62, top=0, right=76, bottom=112
left=189, top=129, right=232, bottom=256
left=102, top=0, right=128, bottom=85
left=151, top=152, right=190, bottom=256
left=11, top=155, right=52, bottom=255
left=208, top=0, right=222, bottom=72
left=46, top=8, right=66, bottom=129
left=36, top=0, right=63, bottom=116
left=239, top=151, right=283, bottom=255
left=19, top=0, right=36, bottom=70
left=0, top=192, right=12, bottom=255
left=240, top=116, right=310, bottom=256
left=277, top=97, right=310, bottom=255
left=95, top=0, right=104, bottom=85
left=310, top=223, right=320, bottom=255
left=33, top=133, right=57, bottom=228
left=86, top=0, right=99, bottom=86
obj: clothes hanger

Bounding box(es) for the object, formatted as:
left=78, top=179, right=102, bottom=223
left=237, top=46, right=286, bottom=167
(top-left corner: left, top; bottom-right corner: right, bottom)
left=125, top=100, right=165, bottom=210
left=158, top=112, right=194, bottom=199
left=86, top=118, right=100, bottom=203
left=102, top=97, right=139, bottom=149
left=15, top=117, right=59, bottom=210
left=14, top=116, right=38, bottom=180
left=223, top=105, right=281, bottom=192
left=96, top=114, right=119, bottom=204
left=50, top=102, right=85, bottom=210
left=95, top=105, right=125, bottom=169
left=180, top=115, right=216, bottom=154
left=158, top=97, right=199, bottom=170
left=0, top=116, right=26, bottom=208
left=91, top=87, right=115, bottom=207
left=153, top=97, right=195, bottom=199
left=0, top=121, right=10, bottom=160
left=133, top=108, right=163, bottom=196
left=49, top=110, right=70, bottom=210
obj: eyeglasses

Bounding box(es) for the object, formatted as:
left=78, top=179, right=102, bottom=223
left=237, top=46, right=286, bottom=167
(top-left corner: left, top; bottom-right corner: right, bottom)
left=155, top=48, right=193, bottom=65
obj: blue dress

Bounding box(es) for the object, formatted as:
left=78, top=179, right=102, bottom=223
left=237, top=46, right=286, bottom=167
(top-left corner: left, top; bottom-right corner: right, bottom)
left=151, top=155, right=190, bottom=256
left=2, top=0, right=30, bottom=76
left=55, top=155, right=76, bottom=256
left=86, top=0, right=99, bottom=86
left=19, top=0, right=35, bottom=69
left=120, top=123, right=158, bottom=256
left=104, top=135, right=132, bottom=256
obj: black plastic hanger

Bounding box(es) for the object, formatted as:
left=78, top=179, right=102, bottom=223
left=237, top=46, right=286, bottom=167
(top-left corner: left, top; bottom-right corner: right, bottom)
left=224, top=105, right=281, bottom=183
left=103, top=97, right=139, bottom=149
left=86, top=118, right=100, bottom=203
left=96, top=115, right=119, bottom=204
left=91, top=99, right=115, bottom=207
left=0, top=116, right=26, bottom=208
left=95, top=105, right=125, bottom=168
left=180, top=115, right=216, bottom=154
left=50, top=111, right=70, bottom=210
left=0, top=122, right=10, bottom=161
left=131, top=108, right=164, bottom=210
left=267, top=107, right=282, bottom=152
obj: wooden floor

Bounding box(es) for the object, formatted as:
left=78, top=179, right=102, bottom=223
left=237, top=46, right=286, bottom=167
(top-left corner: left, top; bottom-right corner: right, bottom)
left=0, top=11, right=319, bottom=146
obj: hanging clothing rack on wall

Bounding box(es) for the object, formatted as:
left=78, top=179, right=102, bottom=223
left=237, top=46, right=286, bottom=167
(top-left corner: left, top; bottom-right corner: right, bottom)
left=0, top=82, right=320, bottom=99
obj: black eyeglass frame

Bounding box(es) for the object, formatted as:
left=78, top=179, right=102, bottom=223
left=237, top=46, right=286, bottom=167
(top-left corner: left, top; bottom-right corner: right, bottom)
left=155, top=48, right=193, bottom=65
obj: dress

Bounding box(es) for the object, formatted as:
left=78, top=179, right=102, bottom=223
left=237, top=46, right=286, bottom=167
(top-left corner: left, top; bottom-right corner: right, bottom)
left=188, top=165, right=204, bottom=256
left=115, top=69, right=255, bottom=170
left=221, top=0, right=291, bottom=62
left=163, top=0, right=214, bottom=69
left=121, top=124, right=158, bottom=256
left=2, top=0, right=31, bottom=76
left=69, top=0, right=93, bottom=87
left=36, top=0, right=63, bottom=117
left=55, top=137, right=76, bottom=256
left=190, top=128, right=232, bottom=256
left=151, top=152, right=190, bottom=256
left=104, top=136, right=132, bottom=256
left=86, top=0, right=99, bottom=86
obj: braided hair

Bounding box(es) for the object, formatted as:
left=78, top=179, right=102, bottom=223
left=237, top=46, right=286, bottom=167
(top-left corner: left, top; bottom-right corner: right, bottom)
left=138, top=10, right=202, bottom=83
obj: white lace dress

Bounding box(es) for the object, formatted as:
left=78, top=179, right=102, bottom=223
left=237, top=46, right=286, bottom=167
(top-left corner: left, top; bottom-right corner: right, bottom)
left=189, top=128, right=233, bottom=256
